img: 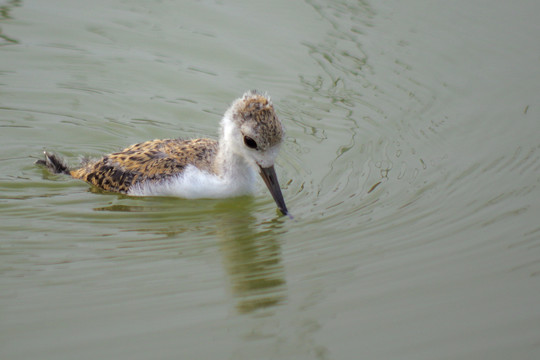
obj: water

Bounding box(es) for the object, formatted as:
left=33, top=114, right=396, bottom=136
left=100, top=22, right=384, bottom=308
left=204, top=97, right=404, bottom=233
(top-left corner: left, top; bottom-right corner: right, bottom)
left=1, top=0, right=540, bottom=359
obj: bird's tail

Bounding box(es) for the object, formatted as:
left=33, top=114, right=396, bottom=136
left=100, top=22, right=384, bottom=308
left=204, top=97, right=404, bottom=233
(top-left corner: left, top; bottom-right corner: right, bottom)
left=35, top=151, right=71, bottom=175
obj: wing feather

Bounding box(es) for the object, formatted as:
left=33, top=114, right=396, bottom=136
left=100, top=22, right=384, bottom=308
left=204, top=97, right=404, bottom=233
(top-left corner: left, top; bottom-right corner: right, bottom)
left=71, top=138, right=218, bottom=193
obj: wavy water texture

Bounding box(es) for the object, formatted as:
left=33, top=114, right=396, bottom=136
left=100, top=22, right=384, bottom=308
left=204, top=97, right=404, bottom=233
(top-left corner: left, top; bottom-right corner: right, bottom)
left=277, top=0, right=540, bottom=279
left=1, top=0, right=540, bottom=359
left=281, top=0, right=450, bottom=228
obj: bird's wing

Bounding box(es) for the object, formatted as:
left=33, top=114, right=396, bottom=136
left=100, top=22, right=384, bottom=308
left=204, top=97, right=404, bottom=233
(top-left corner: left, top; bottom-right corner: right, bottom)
left=70, top=138, right=218, bottom=193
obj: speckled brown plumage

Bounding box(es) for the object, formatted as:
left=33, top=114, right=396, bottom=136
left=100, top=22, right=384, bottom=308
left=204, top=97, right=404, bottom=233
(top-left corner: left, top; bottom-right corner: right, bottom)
left=70, top=138, right=218, bottom=193
left=230, top=92, right=284, bottom=151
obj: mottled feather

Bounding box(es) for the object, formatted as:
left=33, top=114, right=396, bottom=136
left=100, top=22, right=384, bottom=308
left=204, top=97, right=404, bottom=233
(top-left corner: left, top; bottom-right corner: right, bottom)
left=70, top=138, right=218, bottom=193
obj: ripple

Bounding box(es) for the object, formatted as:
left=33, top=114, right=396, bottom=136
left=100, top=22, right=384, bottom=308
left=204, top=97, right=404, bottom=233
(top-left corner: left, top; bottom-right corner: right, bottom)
left=1, top=0, right=539, bottom=358
left=277, top=1, right=451, bottom=226
left=277, top=0, right=540, bottom=267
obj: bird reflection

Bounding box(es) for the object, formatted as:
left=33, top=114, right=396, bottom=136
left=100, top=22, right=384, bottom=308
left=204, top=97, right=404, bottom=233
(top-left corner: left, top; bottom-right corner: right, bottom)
left=93, top=196, right=287, bottom=314
left=215, top=199, right=287, bottom=313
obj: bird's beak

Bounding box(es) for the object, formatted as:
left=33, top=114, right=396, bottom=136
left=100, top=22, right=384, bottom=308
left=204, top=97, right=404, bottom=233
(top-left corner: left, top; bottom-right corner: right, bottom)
left=258, top=165, right=289, bottom=216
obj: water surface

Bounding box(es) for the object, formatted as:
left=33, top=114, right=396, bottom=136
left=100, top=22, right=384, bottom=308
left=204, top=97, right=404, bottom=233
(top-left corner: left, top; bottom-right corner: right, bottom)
left=1, top=0, right=540, bottom=359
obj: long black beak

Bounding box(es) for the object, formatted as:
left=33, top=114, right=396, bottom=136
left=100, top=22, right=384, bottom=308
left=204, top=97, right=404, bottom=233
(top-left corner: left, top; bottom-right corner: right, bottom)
left=258, top=165, right=289, bottom=216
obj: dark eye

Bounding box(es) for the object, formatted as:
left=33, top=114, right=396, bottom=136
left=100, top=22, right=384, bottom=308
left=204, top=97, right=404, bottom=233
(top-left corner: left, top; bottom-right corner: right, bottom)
left=243, top=136, right=258, bottom=149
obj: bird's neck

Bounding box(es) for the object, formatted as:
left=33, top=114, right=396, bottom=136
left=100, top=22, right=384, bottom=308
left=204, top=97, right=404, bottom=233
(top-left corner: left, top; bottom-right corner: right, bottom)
left=214, top=117, right=256, bottom=185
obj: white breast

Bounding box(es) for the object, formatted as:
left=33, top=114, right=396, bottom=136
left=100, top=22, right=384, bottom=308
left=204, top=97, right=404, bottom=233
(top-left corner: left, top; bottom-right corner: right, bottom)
left=128, top=164, right=257, bottom=199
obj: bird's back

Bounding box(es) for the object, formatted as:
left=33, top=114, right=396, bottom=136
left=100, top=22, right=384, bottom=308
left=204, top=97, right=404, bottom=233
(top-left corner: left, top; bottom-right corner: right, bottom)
left=70, top=138, right=219, bottom=193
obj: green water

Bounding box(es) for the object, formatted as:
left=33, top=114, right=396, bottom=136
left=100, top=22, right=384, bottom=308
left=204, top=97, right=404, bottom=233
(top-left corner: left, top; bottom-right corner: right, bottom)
left=1, top=0, right=540, bottom=359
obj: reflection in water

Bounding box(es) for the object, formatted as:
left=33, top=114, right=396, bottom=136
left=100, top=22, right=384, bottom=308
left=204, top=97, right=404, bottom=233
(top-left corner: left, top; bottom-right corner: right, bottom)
left=94, top=204, right=154, bottom=212
left=93, top=196, right=287, bottom=314
left=0, top=0, right=21, bottom=46
left=215, top=201, right=287, bottom=314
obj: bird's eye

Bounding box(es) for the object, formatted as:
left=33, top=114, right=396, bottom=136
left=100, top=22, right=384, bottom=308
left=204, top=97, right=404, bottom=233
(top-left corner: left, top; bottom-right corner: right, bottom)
left=243, top=136, right=258, bottom=150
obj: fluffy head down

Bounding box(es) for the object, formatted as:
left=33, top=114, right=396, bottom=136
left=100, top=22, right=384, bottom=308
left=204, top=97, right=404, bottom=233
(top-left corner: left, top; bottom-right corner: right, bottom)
left=225, top=90, right=284, bottom=151
left=218, top=90, right=288, bottom=215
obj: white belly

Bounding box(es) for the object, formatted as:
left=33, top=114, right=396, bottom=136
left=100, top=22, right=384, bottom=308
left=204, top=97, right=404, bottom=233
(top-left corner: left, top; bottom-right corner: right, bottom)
left=128, top=164, right=257, bottom=199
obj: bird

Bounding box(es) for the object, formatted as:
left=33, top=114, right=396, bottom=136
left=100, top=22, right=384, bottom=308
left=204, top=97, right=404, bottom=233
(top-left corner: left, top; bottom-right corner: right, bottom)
left=37, top=90, right=290, bottom=216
